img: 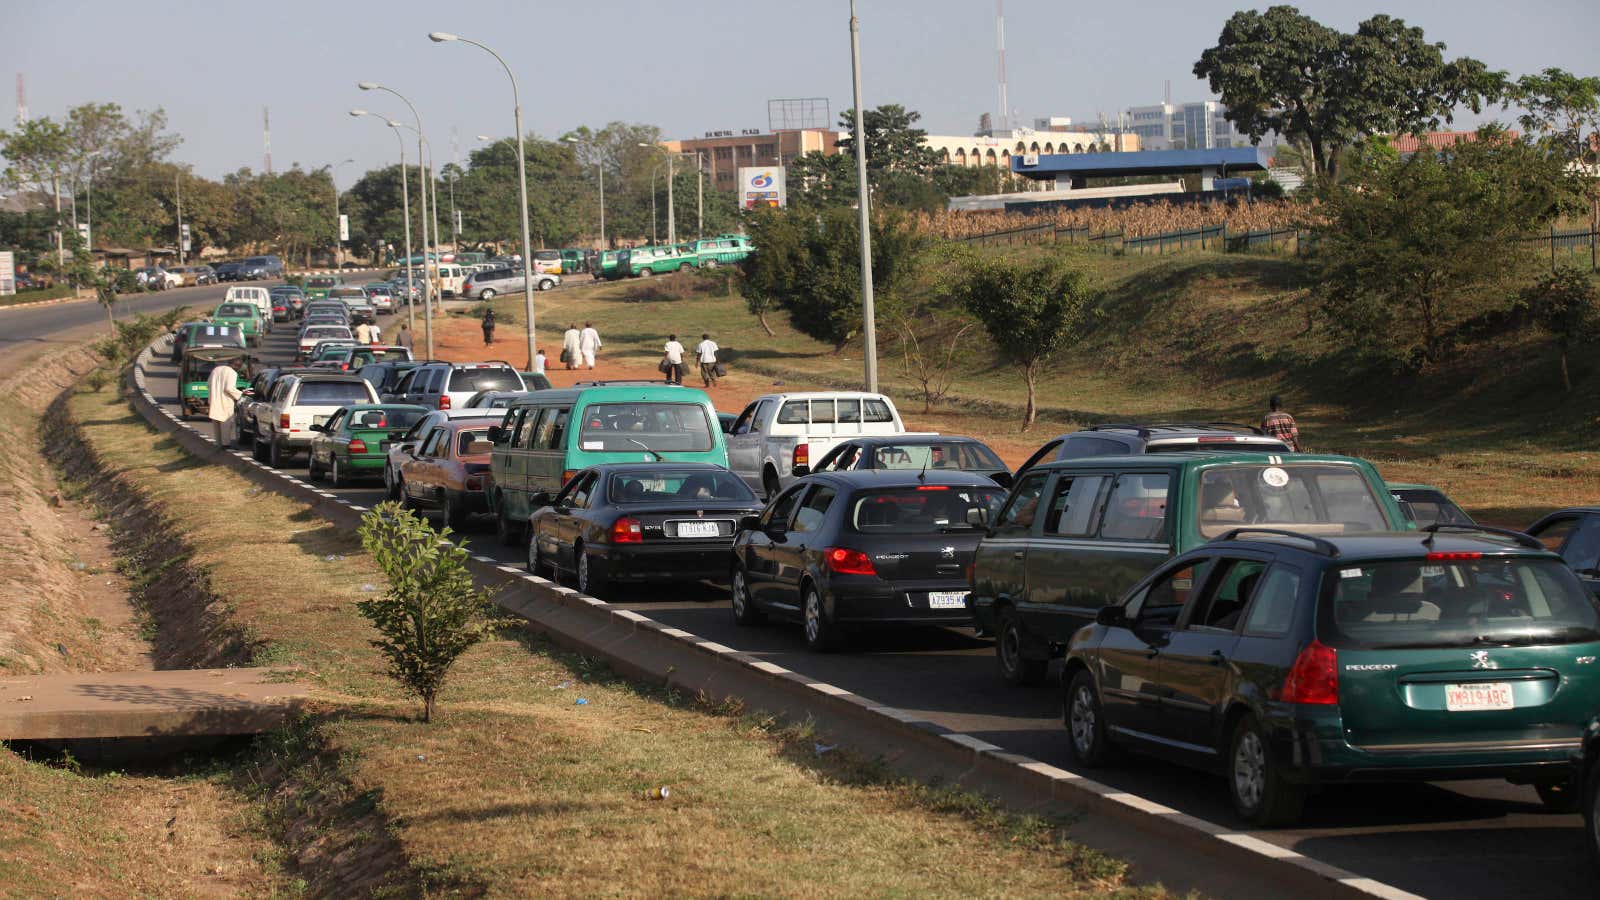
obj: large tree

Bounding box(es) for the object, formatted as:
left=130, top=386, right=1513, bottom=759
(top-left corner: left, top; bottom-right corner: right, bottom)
left=1194, top=6, right=1501, bottom=177
left=837, top=104, right=941, bottom=176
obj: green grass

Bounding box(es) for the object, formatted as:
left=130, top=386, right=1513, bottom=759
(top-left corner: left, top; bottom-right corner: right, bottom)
left=0, top=285, right=77, bottom=306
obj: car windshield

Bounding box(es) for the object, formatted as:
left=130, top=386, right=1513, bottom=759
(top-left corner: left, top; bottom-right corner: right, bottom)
left=307, top=277, right=337, bottom=288
left=1196, top=464, right=1389, bottom=538
left=304, top=327, right=351, bottom=340
left=865, top=441, right=1004, bottom=470
left=1318, top=557, right=1600, bottom=648
left=330, top=288, right=366, bottom=298
left=850, top=486, right=1006, bottom=533
left=216, top=304, right=255, bottom=317
left=578, top=402, right=714, bottom=452
left=1395, top=491, right=1472, bottom=528
left=448, top=367, right=522, bottom=392
left=245, top=257, right=270, bottom=265
left=608, top=470, right=754, bottom=503
left=296, top=381, right=371, bottom=404
left=347, top=407, right=427, bottom=430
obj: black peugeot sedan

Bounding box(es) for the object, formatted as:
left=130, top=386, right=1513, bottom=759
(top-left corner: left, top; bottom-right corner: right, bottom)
left=526, top=463, right=762, bottom=599
left=801, top=435, right=1013, bottom=487
left=730, top=470, right=1007, bottom=650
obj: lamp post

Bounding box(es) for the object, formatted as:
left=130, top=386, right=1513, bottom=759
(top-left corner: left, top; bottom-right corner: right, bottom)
left=431, top=31, right=538, bottom=369
left=358, top=82, right=436, bottom=358
left=83, top=150, right=104, bottom=255
left=649, top=163, right=661, bottom=245
left=848, top=0, right=879, bottom=393
left=332, top=157, right=354, bottom=268
left=563, top=136, right=605, bottom=247
left=351, top=110, right=417, bottom=341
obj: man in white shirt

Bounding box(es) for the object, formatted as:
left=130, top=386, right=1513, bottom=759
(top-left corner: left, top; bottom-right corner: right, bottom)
left=354, top=321, right=373, bottom=344
left=695, top=333, right=719, bottom=387
left=580, top=321, right=602, bottom=370
left=562, top=323, right=582, bottom=370
left=206, top=360, right=244, bottom=446
left=367, top=321, right=382, bottom=345
left=662, top=333, right=685, bottom=385
left=533, top=348, right=547, bottom=375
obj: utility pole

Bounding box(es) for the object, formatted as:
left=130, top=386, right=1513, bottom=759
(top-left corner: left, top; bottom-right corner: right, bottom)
left=696, top=151, right=703, bottom=240
left=598, top=163, right=606, bottom=247
left=666, top=152, right=676, bottom=246
left=52, top=172, right=63, bottom=268
left=849, top=0, right=878, bottom=392
left=175, top=173, right=185, bottom=265
left=263, top=107, right=273, bottom=175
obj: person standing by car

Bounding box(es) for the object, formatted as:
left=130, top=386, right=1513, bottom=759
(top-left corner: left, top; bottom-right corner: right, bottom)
left=562, top=323, right=582, bottom=370
left=533, top=347, right=547, bottom=375
left=696, top=332, right=720, bottom=388
left=368, top=320, right=382, bottom=345
left=207, top=360, right=244, bottom=446
left=482, top=308, right=496, bottom=346
left=580, top=321, right=602, bottom=370
left=395, top=322, right=414, bottom=350
left=1260, top=395, right=1302, bottom=452
left=355, top=321, right=374, bottom=344
left=662, top=333, right=685, bottom=385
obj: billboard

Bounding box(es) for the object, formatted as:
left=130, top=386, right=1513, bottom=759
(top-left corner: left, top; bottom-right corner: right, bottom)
left=338, top=214, right=349, bottom=242
left=739, top=167, right=786, bottom=209
left=0, top=251, right=13, bottom=296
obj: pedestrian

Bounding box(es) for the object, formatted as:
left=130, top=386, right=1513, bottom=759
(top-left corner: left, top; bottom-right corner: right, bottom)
left=368, top=320, right=382, bottom=345
left=533, top=347, right=547, bottom=375
left=1261, top=395, right=1302, bottom=452
left=580, top=321, right=602, bottom=370
left=395, top=322, right=414, bottom=350
left=481, top=308, right=497, bottom=346
left=355, top=321, right=373, bottom=344
left=695, top=332, right=720, bottom=387
left=207, top=359, right=243, bottom=446
left=662, top=333, right=685, bottom=385
left=562, top=323, right=581, bottom=370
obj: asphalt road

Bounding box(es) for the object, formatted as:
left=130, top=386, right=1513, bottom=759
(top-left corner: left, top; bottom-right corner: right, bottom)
left=128, top=310, right=1591, bottom=899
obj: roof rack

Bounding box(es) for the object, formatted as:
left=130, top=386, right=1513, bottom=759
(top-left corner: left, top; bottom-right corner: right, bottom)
left=1217, top=528, right=1341, bottom=557
left=1420, top=523, right=1543, bottom=551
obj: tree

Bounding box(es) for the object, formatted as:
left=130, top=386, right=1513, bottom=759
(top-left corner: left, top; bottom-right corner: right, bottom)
left=1316, top=128, right=1580, bottom=367
left=356, top=502, right=494, bottom=723
left=956, top=257, right=1096, bottom=430
left=896, top=312, right=974, bottom=413
left=837, top=104, right=941, bottom=176
left=739, top=207, right=804, bottom=336
left=1194, top=6, right=1502, bottom=177
left=1519, top=266, right=1596, bottom=391
left=1511, top=68, right=1600, bottom=163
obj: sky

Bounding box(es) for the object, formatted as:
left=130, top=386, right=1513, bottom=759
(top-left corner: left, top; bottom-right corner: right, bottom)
left=9, top=0, right=1599, bottom=180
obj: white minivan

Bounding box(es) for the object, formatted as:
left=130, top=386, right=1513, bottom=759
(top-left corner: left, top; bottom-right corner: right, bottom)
left=435, top=263, right=466, bottom=298
left=224, top=285, right=274, bottom=333
left=724, top=392, right=909, bottom=498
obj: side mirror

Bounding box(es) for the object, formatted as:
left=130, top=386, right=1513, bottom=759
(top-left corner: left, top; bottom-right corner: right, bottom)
left=308, top=423, right=324, bottom=432
left=790, top=464, right=810, bottom=478
left=529, top=491, right=553, bottom=509
left=738, top=514, right=762, bottom=532
left=487, top=425, right=506, bottom=444
left=1095, top=606, right=1126, bottom=628
left=965, top=507, right=990, bottom=527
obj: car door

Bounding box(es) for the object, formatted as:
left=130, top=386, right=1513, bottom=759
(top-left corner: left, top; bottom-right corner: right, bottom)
left=1529, top=513, right=1600, bottom=594
left=408, top=429, right=447, bottom=503
left=1096, top=558, right=1205, bottom=743
left=316, top=409, right=347, bottom=466
left=745, top=485, right=807, bottom=609
left=768, top=485, right=835, bottom=612
left=539, top=471, right=592, bottom=573
left=725, top=400, right=768, bottom=487
left=558, top=472, right=599, bottom=570
left=1153, top=555, right=1266, bottom=757
left=973, top=470, right=1049, bottom=619
left=1021, top=472, right=1111, bottom=641
left=1014, top=437, right=1065, bottom=478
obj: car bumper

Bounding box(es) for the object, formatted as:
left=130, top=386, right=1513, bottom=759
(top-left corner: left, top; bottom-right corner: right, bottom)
left=828, top=580, right=975, bottom=626
left=593, top=541, right=733, bottom=582
left=444, top=488, right=490, bottom=512
left=346, top=454, right=387, bottom=470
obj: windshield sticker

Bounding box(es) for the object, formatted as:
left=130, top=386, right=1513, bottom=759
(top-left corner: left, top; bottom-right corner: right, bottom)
left=582, top=441, right=603, bottom=450
left=1261, top=466, right=1290, bottom=488
left=1340, top=567, right=1365, bottom=579
left=1420, top=565, right=1444, bottom=577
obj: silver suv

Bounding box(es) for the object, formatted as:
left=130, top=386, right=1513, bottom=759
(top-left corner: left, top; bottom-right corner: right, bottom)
left=462, top=267, right=559, bottom=300
left=390, top=362, right=525, bottom=411
left=252, top=373, right=379, bottom=467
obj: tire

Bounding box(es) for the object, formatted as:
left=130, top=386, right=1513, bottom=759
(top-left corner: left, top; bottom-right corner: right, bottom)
left=703, top=258, right=719, bottom=269
left=576, top=545, right=608, bottom=599
left=1585, top=763, right=1600, bottom=873
left=443, top=492, right=468, bottom=530
left=538, top=279, right=554, bottom=291
left=678, top=263, right=692, bottom=272
left=495, top=505, right=523, bottom=546
left=1536, top=778, right=1582, bottom=813
left=1065, top=669, right=1115, bottom=767
left=329, top=456, right=346, bottom=488
left=234, top=424, right=252, bottom=449
left=762, top=469, right=781, bottom=502
left=1228, top=713, right=1305, bottom=827
left=730, top=565, right=765, bottom=625
left=252, top=434, right=268, bottom=462
left=802, top=583, right=839, bottom=651
left=527, top=529, right=549, bottom=577
left=479, top=288, right=495, bottom=301
left=397, top=477, right=417, bottom=512
left=637, top=267, right=653, bottom=278
left=384, top=463, right=400, bottom=500
left=267, top=436, right=285, bottom=469
left=307, top=454, right=323, bottom=482
left=997, top=605, right=1048, bottom=686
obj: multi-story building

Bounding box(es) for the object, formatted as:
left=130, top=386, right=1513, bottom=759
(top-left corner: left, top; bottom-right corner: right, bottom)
left=662, top=129, right=839, bottom=193
left=922, top=126, right=1138, bottom=169
left=1125, top=100, right=1250, bottom=150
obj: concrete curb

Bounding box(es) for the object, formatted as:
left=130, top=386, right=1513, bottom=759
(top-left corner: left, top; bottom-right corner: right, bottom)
left=125, top=345, right=1419, bottom=900
left=0, top=293, right=93, bottom=312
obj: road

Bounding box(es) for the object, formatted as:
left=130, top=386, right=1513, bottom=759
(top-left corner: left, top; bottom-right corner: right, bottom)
left=124, top=305, right=1590, bottom=899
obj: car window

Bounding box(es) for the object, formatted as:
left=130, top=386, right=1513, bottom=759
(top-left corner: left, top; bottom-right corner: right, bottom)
left=792, top=486, right=835, bottom=534
left=509, top=409, right=533, bottom=447
left=577, top=403, right=712, bottom=453
left=449, top=366, right=521, bottom=393
left=837, top=399, right=861, bottom=424
left=1530, top=517, right=1579, bottom=552
left=862, top=399, right=894, bottom=423
left=562, top=472, right=596, bottom=509
left=296, top=381, right=372, bottom=405
left=1240, top=565, right=1302, bottom=636
left=1044, top=475, right=1107, bottom=537
left=456, top=430, right=489, bottom=456
left=1099, top=474, right=1170, bottom=542
left=810, top=400, right=836, bottom=424
left=777, top=400, right=809, bottom=425
left=1060, top=435, right=1129, bottom=458
left=537, top=408, right=570, bottom=450
left=1189, top=558, right=1269, bottom=631
left=826, top=444, right=860, bottom=471
left=1564, top=518, right=1600, bottom=573
left=609, top=469, right=754, bottom=503
left=1197, top=464, right=1386, bottom=538
left=1128, top=563, right=1200, bottom=628
left=323, top=410, right=346, bottom=433
left=730, top=403, right=757, bottom=436
left=420, top=430, right=447, bottom=458
left=762, top=485, right=807, bottom=530
left=850, top=486, right=1004, bottom=533
left=994, top=471, right=1048, bottom=536
left=750, top=400, right=775, bottom=433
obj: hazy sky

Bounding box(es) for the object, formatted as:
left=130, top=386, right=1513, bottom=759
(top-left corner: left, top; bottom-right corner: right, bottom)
left=10, top=0, right=1598, bottom=179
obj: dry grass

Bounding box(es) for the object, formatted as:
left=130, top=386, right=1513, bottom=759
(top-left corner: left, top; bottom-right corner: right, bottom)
left=66, top=380, right=1168, bottom=897
left=912, top=199, right=1319, bottom=240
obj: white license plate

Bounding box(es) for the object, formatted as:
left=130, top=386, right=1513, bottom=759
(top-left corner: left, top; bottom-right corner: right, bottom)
left=927, top=591, right=969, bottom=610
left=676, top=521, right=719, bottom=538
left=1445, top=682, right=1514, bottom=711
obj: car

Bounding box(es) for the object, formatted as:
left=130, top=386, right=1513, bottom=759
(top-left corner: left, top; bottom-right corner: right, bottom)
left=223, top=285, right=274, bottom=331
left=270, top=285, right=306, bottom=320
left=297, top=325, right=354, bottom=362
left=345, top=345, right=412, bottom=370
left=211, top=301, right=265, bottom=347
left=396, top=419, right=499, bottom=528
left=1062, top=525, right=1600, bottom=826
left=805, top=436, right=1012, bottom=487
left=239, top=255, right=283, bottom=280
left=1016, top=424, right=1293, bottom=474
left=190, top=264, right=219, bottom=285
left=359, top=359, right=431, bottom=397
left=464, top=389, right=535, bottom=410
left=392, top=361, right=524, bottom=411
left=462, top=267, right=559, bottom=300
left=382, top=408, right=504, bottom=501
left=177, top=348, right=255, bottom=420
left=135, top=266, right=180, bottom=289
left=517, top=372, right=554, bottom=391
left=731, top=470, right=1007, bottom=650
left=171, top=322, right=245, bottom=363
left=166, top=266, right=200, bottom=286
left=363, top=282, right=396, bottom=313
left=212, top=261, right=246, bottom=282
left=970, top=451, right=1412, bottom=686
left=309, top=340, right=360, bottom=365
left=725, top=392, right=909, bottom=500
left=304, top=274, right=341, bottom=300
left=307, top=403, right=430, bottom=487
left=1389, top=483, right=1473, bottom=528
left=1525, top=508, right=1600, bottom=596
left=299, top=315, right=349, bottom=335
left=235, top=366, right=318, bottom=447
left=529, top=463, right=763, bottom=598
left=16, top=270, right=55, bottom=290
left=251, top=373, right=381, bottom=468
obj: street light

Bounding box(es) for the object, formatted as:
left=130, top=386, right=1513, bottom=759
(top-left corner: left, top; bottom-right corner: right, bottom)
left=332, top=157, right=354, bottom=268
left=431, top=31, right=538, bottom=370
left=848, top=0, right=879, bottom=392
left=83, top=149, right=105, bottom=255
left=359, top=81, right=436, bottom=358
left=563, top=136, right=605, bottom=248
left=350, top=110, right=418, bottom=342
left=637, top=143, right=704, bottom=245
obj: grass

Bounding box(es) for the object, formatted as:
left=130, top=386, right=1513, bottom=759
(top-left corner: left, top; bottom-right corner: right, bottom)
left=62, top=374, right=1168, bottom=896
left=0, top=284, right=77, bottom=306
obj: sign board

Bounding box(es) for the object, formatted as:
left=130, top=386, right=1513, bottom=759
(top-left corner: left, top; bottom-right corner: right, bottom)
left=0, top=251, right=13, bottom=296
left=738, top=167, right=786, bottom=209
left=1022, top=153, right=1039, bottom=166
left=338, top=214, right=349, bottom=242
left=453, top=209, right=462, bottom=233
left=78, top=222, right=91, bottom=243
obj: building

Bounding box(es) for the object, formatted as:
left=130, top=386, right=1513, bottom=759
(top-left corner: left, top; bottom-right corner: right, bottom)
left=921, top=127, right=1139, bottom=170
left=1125, top=101, right=1255, bottom=151
left=1388, top=129, right=1519, bottom=155
left=663, top=129, right=840, bottom=193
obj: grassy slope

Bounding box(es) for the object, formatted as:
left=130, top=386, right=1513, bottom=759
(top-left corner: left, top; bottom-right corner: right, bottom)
left=65, top=380, right=1163, bottom=897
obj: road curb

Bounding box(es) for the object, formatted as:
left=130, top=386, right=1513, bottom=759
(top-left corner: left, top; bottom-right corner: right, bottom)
left=0, top=293, right=93, bottom=312
left=126, top=344, right=1419, bottom=900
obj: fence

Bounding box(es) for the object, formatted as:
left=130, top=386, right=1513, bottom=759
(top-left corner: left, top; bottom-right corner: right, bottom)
left=955, top=223, right=1055, bottom=247
left=1518, top=226, right=1599, bottom=272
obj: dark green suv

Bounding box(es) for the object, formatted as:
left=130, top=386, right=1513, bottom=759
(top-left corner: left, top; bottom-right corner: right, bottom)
left=971, top=452, right=1410, bottom=685
left=1063, top=526, right=1600, bottom=825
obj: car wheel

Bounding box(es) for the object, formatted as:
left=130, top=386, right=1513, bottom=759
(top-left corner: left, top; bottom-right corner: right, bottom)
left=1585, top=762, right=1600, bottom=873
left=495, top=505, right=522, bottom=546
left=762, top=469, right=781, bottom=502
left=307, top=454, right=323, bottom=481
left=576, top=545, right=608, bottom=599
left=997, top=605, right=1048, bottom=686
left=479, top=288, right=495, bottom=301
left=397, top=477, right=419, bottom=512
left=637, top=267, right=653, bottom=278
left=538, top=279, right=553, bottom=291
left=730, top=565, right=764, bottom=625
left=1536, top=778, right=1582, bottom=813
left=384, top=464, right=399, bottom=499
left=678, top=263, right=692, bottom=272
left=444, top=492, right=468, bottom=530
left=802, top=583, right=839, bottom=651
left=252, top=435, right=268, bottom=462
left=330, top=456, right=346, bottom=488
left=1065, top=669, right=1115, bottom=766
left=527, top=530, right=549, bottom=577
left=267, top=437, right=284, bottom=469
left=704, top=258, right=719, bottom=269
left=234, top=425, right=252, bottom=450
left=1228, top=713, right=1305, bottom=827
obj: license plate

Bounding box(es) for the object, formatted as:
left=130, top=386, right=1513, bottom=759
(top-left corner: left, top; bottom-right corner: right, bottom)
left=928, top=591, right=968, bottom=610
left=1445, top=682, right=1514, bottom=712
left=676, top=521, right=719, bottom=538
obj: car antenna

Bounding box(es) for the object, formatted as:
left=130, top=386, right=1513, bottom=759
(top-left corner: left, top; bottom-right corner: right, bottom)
left=918, top=460, right=928, bottom=482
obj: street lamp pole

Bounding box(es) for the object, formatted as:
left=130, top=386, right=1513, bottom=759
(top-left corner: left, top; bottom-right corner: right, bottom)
left=649, top=165, right=661, bottom=245
left=351, top=111, right=417, bottom=340
left=432, top=32, right=537, bottom=369
left=332, top=158, right=353, bottom=268
left=359, top=82, right=435, bottom=358
left=849, top=0, right=878, bottom=393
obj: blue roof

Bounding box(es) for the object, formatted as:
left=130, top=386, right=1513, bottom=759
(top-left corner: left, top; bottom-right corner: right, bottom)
left=1013, top=147, right=1269, bottom=179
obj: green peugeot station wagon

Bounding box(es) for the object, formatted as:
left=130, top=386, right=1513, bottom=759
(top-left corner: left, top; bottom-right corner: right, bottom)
left=212, top=301, right=265, bottom=347
left=1062, top=526, right=1600, bottom=826
left=971, top=452, right=1411, bottom=685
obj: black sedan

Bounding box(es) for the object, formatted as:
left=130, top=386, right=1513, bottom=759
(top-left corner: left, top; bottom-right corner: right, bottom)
left=526, top=463, right=763, bottom=599
left=803, top=435, right=1012, bottom=487
left=730, top=470, right=1007, bottom=651
left=1525, top=506, right=1600, bottom=595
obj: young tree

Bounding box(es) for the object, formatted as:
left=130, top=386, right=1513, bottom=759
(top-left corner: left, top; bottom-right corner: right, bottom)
left=956, top=257, right=1096, bottom=430
left=1194, top=6, right=1501, bottom=178
left=896, top=312, right=974, bottom=413
left=739, top=207, right=804, bottom=336
left=356, top=502, right=495, bottom=723
left=1519, top=266, right=1596, bottom=391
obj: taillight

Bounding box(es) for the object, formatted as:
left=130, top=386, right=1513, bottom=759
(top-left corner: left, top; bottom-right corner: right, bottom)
left=439, top=394, right=451, bottom=409
left=793, top=443, right=809, bottom=467
left=610, top=517, right=643, bottom=544
left=279, top=414, right=290, bottom=428
left=823, top=546, right=876, bottom=576
left=349, top=439, right=367, bottom=454
left=464, top=474, right=484, bottom=491
left=1280, top=639, right=1338, bottom=705
left=561, top=469, right=578, bottom=485
left=915, top=485, right=948, bottom=491
left=1426, top=551, right=1482, bottom=561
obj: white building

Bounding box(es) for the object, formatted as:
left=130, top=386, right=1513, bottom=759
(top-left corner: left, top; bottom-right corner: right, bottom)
left=920, top=126, right=1139, bottom=169
left=1124, top=101, right=1252, bottom=150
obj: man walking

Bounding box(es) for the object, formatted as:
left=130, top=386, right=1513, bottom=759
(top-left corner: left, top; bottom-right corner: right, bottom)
left=562, top=323, right=582, bottom=370
left=207, top=359, right=244, bottom=446
left=395, top=322, right=414, bottom=351
left=662, top=333, right=685, bottom=385
left=580, top=321, right=602, bottom=370
left=695, top=332, right=720, bottom=388
left=355, top=320, right=373, bottom=345
left=481, top=308, right=496, bottom=346
left=1261, top=395, right=1302, bottom=452
left=533, top=347, right=547, bottom=375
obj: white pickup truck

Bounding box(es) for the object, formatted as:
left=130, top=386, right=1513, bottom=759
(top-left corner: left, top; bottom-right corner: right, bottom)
left=725, top=392, right=909, bottom=498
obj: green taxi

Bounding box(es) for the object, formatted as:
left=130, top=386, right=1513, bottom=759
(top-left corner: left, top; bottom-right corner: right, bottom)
left=618, top=244, right=699, bottom=277
left=308, top=404, right=430, bottom=487
left=593, top=250, right=623, bottom=281
left=304, top=274, right=341, bottom=301
left=690, top=234, right=754, bottom=268
left=212, top=301, right=265, bottom=347
left=178, top=348, right=254, bottom=419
